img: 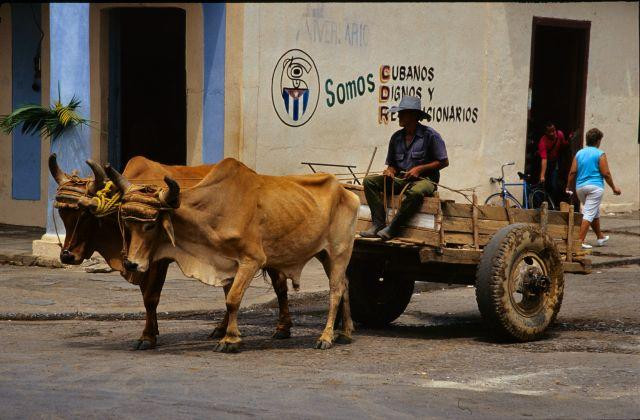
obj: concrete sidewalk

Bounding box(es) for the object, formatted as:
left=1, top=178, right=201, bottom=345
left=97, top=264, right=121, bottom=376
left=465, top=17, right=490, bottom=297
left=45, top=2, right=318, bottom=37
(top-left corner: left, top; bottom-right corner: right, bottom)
left=586, top=211, right=640, bottom=268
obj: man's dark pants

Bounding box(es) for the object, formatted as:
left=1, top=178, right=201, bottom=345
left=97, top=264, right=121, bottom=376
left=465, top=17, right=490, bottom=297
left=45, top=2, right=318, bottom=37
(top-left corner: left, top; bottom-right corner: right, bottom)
left=363, top=174, right=436, bottom=226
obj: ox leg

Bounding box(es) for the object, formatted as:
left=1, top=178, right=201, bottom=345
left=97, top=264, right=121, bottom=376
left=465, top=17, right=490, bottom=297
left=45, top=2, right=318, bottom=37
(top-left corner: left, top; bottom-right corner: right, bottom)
left=135, top=260, right=169, bottom=350
left=208, top=280, right=233, bottom=339
left=267, top=269, right=292, bottom=339
left=213, top=260, right=261, bottom=353
left=316, top=252, right=354, bottom=349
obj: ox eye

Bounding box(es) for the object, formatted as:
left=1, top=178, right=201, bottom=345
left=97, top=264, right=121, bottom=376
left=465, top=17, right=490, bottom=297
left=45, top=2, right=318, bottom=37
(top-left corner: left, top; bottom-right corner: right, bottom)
left=142, top=223, right=155, bottom=232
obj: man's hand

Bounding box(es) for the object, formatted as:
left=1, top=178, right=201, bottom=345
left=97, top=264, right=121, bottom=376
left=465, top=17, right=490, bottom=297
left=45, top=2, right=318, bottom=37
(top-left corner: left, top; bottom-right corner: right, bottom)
left=382, top=167, right=396, bottom=178
left=613, top=186, right=622, bottom=195
left=404, top=166, right=423, bottom=180
left=540, top=175, right=545, bottom=183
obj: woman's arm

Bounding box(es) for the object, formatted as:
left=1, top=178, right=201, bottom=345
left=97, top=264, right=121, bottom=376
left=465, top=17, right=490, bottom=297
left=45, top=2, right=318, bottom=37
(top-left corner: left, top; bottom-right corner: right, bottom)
left=566, top=157, right=577, bottom=193
left=599, top=153, right=622, bottom=195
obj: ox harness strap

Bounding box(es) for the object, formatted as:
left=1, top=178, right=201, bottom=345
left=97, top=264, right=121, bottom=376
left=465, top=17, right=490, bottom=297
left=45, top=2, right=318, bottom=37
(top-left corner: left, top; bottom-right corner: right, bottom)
left=52, top=175, right=94, bottom=250
left=52, top=176, right=123, bottom=251
left=117, top=185, right=176, bottom=259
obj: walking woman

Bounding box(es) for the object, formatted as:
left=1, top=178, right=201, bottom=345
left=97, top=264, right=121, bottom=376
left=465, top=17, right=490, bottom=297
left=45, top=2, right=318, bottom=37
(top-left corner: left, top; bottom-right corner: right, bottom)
left=567, top=128, right=622, bottom=249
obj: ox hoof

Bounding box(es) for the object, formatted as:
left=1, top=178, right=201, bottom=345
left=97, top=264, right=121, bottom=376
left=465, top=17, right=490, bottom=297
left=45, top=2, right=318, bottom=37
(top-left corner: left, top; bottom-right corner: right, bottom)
left=272, top=329, right=291, bottom=340
left=214, top=341, right=241, bottom=353
left=315, top=339, right=333, bottom=350
left=334, top=334, right=352, bottom=345
left=133, top=339, right=156, bottom=351
left=208, top=327, right=226, bottom=339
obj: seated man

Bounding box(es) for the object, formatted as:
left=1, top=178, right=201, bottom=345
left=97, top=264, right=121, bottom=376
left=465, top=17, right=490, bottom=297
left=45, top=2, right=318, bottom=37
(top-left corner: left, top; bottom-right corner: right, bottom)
left=361, top=95, right=449, bottom=240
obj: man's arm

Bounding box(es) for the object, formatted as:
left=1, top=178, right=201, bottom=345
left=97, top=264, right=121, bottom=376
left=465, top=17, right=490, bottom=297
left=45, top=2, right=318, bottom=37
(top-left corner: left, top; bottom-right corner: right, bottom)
left=405, top=132, right=449, bottom=179
left=383, top=135, right=398, bottom=177
left=382, top=166, right=397, bottom=177
left=538, top=138, right=547, bottom=183
left=405, top=159, right=448, bottom=179
left=566, top=157, right=577, bottom=193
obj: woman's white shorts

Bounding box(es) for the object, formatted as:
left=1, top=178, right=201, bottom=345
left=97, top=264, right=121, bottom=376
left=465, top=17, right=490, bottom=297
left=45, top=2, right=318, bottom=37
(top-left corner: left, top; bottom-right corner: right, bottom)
left=577, top=185, right=604, bottom=222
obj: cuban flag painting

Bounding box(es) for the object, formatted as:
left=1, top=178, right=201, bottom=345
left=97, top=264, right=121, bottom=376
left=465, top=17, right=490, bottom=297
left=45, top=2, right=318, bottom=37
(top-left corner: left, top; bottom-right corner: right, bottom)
left=282, top=88, right=310, bottom=122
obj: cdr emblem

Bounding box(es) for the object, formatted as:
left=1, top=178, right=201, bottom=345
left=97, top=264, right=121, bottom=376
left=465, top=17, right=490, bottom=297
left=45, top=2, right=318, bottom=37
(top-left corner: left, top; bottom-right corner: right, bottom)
left=271, top=49, right=320, bottom=127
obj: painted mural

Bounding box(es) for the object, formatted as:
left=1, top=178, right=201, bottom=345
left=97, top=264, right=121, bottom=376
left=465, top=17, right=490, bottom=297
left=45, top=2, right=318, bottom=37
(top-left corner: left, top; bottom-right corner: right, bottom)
left=271, top=49, right=320, bottom=127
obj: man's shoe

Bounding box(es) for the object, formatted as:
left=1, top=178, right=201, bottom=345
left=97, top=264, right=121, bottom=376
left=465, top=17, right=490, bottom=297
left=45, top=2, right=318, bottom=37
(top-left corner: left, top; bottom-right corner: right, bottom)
left=376, top=224, right=397, bottom=241
left=596, top=236, right=609, bottom=246
left=360, top=223, right=386, bottom=238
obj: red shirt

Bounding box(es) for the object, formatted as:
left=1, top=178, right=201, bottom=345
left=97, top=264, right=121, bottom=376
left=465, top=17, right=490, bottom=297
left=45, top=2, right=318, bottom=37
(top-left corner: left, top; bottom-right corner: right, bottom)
left=538, top=130, right=567, bottom=161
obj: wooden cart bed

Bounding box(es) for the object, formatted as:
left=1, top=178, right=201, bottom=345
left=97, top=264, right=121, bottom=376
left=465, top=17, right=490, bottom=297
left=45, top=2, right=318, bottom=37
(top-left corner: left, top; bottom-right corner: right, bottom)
left=343, top=184, right=591, bottom=274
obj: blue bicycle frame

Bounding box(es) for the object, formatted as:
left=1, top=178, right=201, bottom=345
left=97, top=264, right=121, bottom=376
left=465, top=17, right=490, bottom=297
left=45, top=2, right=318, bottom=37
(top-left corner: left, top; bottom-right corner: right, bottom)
left=492, top=162, right=530, bottom=209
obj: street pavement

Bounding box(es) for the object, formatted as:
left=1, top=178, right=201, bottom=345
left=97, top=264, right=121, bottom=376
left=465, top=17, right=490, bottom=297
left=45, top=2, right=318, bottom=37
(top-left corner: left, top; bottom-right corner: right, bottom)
left=0, top=211, right=638, bottom=418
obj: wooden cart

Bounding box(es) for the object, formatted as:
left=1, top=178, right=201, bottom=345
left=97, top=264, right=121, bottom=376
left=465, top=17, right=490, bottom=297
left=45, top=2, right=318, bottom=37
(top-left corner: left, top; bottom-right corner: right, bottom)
left=342, top=184, right=591, bottom=342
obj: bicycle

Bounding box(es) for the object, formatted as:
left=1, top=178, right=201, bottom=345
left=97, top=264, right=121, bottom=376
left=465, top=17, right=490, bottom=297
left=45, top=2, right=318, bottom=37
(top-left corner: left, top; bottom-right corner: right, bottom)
left=485, top=162, right=556, bottom=210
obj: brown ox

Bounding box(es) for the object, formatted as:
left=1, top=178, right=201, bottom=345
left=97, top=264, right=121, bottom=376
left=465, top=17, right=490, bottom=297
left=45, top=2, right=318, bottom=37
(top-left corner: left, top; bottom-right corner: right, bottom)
left=106, top=157, right=360, bottom=352
left=49, top=154, right=293, bottom=350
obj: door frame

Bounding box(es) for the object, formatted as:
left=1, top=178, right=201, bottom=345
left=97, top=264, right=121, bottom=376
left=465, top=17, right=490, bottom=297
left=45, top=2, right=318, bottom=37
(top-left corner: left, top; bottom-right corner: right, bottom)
left=90, top=3, right=204, bottom=167
left=527, top=16, right=591, bottom=148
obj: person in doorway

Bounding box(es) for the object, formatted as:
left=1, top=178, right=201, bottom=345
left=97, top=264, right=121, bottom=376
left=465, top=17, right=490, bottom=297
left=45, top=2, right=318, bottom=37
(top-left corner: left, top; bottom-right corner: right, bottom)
left=566, top=127, right=621, bottom=249
left=360, top=96, right=449, bottom=241
left=538, top=121, right=573, bottom=205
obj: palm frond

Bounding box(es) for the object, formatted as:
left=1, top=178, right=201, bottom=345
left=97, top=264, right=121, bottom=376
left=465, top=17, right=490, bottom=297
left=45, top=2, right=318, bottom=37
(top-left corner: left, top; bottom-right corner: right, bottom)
left=0, top=94, right=90, bottom=141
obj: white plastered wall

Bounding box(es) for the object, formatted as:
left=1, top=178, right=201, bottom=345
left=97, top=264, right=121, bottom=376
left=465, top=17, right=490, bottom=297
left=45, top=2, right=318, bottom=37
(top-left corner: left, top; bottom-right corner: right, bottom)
left=230, top=2, right=638, bottom=211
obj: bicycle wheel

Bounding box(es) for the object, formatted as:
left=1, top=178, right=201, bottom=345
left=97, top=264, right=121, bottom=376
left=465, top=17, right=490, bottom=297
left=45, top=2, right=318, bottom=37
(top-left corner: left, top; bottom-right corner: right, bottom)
left=529, top=189, right=556, bottom=210
left=484, top=193, right=522, bottom=208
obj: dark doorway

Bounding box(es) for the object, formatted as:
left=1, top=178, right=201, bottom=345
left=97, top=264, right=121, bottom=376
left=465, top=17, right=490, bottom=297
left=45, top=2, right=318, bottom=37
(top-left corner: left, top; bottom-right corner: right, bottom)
left=524, top=17, right=590, bottom=206
left=108, top=8, right=186, bottom=171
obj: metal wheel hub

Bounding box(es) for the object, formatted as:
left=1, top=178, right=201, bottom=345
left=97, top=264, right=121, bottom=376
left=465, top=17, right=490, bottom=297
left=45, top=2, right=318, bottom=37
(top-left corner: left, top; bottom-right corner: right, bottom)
left=509, top=253, right=549, bottom=316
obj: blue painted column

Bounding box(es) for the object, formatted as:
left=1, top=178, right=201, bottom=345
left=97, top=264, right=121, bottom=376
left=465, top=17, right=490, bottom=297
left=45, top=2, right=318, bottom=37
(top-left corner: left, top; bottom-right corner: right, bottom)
left=46, top=3, right=91, bottom=235
left=11, top=4, right=42, bottom=200
left=202, top=4, right=226, bottom=164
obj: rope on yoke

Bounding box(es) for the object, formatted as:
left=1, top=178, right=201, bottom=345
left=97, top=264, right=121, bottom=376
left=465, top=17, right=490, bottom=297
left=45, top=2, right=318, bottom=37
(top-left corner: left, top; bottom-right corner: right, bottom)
left=90, top=181, right=123, bottom=217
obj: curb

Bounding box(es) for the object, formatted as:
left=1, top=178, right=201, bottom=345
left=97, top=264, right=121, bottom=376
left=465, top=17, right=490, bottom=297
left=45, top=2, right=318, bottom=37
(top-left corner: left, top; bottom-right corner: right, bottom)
left=0, top=253, right=63, bottom=269
left=0, top=291, right=332, bottom=321
left=591, top=257, right=640, bottom=269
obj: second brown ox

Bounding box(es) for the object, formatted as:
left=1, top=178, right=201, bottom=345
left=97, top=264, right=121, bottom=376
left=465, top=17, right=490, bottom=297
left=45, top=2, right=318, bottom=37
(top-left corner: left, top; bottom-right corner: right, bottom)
left=107, top=157, right=361, bottom=352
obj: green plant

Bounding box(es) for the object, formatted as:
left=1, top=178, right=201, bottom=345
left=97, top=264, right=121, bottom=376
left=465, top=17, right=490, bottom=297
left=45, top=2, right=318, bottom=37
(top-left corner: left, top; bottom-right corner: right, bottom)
left=0, top=83, right=90, bottom=141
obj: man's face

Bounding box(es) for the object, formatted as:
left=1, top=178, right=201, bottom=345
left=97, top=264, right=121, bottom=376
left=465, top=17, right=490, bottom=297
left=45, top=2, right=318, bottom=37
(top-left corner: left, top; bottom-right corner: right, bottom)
left=545, top=125, right=557, bottom=139
left=398, top=110, right=418, bottom=127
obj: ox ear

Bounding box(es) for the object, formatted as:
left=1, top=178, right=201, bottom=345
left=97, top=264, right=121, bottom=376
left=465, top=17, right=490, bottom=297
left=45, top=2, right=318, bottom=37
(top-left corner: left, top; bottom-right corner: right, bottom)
left=161, top=212, right=176, bottom=247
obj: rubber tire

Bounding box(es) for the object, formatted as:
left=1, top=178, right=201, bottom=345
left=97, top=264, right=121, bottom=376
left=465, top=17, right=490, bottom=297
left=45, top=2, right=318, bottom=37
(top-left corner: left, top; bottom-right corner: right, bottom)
left=475, top=223, right=564, bottom=341
left=529, top=189, right=556, bottom=210
left=484, top=192, right=522, bottom=208
left=347, top=259, right=415, bottom=327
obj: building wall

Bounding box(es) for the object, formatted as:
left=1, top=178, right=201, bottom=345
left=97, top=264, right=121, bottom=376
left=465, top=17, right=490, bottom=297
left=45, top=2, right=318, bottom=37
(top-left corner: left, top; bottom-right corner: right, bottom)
left=0, top=4, right=50, bottom=227
left=227, top=2, right=639, bottom=211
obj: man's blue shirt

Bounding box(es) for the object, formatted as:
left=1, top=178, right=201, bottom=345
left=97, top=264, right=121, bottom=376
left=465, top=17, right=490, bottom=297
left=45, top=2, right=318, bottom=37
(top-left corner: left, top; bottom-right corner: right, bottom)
left=385, top=123, right=448, bottom=183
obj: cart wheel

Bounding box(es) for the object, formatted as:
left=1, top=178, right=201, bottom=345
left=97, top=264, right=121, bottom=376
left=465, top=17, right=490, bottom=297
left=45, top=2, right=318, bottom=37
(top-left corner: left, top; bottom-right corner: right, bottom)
left=347, top=259, right=414, bottom=327
left=475, top=223, right=564, bottom=341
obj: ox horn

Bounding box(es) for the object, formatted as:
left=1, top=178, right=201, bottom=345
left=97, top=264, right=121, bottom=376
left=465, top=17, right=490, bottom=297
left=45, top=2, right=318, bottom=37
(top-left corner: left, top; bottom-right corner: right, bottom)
left=86, top=159, right=107, bottom=195
left=48, top=153, right=68, bottom=185
left=159, top=176, right=180, bottom=209
left=105, top=163, right=131, bottom=193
